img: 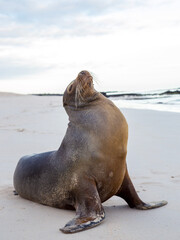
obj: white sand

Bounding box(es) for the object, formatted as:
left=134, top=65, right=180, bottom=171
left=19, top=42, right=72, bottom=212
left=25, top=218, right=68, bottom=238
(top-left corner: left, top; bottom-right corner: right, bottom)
left=0, top=95, right=180, bottom=240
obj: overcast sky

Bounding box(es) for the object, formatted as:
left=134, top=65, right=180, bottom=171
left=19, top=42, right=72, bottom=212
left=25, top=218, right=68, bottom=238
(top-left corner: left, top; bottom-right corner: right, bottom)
left=0, top=0, right=180, bottom=93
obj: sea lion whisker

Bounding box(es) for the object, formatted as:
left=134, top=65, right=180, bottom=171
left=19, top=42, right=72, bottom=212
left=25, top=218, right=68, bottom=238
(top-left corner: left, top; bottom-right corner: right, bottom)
left=89, top=72, right=99, bottom=86
left=75, top=87, right=78, bottom=108
left=75, top=82, right=84, bottom=108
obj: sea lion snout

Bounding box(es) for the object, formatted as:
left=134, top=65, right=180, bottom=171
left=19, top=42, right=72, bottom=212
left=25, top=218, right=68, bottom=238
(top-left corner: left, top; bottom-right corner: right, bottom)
left=78, top=70, right=92, bottom=80
left=79, top=70, right=90, bottom=75
left=77, top=71, right=93, bottom=88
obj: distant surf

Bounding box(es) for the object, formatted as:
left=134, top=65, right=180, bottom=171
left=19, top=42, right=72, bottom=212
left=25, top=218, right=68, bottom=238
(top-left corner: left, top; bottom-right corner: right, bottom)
left=32, top=87, right=180, bottom=113
left=103, top=87, right=180, bottom=113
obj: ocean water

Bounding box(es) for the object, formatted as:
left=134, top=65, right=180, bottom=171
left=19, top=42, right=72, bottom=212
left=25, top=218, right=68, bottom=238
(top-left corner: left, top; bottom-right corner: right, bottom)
left=106, top=88, right=180, bottom=113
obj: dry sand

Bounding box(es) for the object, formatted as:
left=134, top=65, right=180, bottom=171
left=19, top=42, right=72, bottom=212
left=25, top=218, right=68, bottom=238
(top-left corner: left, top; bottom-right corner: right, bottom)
left=0, top=94, right=180, bottom=240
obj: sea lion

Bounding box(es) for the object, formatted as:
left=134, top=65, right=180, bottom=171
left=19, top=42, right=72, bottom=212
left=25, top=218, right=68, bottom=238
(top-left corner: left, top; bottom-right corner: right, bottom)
left=13, top=70, right=167, bottom=233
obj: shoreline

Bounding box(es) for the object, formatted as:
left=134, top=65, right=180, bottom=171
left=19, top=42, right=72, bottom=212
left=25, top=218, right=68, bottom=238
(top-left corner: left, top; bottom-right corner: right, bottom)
left=1, top=91, right=179, bottom=114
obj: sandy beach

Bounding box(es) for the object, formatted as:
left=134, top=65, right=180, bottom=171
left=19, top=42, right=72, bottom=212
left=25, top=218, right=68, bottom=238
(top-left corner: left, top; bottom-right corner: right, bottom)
left=0, top=93, right=180, bottom=240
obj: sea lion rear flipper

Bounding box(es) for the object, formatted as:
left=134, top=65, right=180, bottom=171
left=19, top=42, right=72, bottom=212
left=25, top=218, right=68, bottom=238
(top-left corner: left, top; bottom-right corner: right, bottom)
left=135, top=201, right=168, bottom=210
left=60, top=178, right=105, bottom=234
left=116, top=169, right=168, bottom=209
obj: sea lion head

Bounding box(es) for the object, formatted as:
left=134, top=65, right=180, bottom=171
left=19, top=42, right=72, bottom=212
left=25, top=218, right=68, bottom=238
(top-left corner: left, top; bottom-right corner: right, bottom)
left=63, top=70, right=98, bottom=109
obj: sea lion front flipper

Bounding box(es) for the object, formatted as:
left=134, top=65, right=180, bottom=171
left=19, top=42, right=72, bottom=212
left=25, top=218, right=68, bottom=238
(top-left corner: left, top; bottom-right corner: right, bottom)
left=116, top=169, right=168, bottom=210
left=60, top=178, right=105, bottom=234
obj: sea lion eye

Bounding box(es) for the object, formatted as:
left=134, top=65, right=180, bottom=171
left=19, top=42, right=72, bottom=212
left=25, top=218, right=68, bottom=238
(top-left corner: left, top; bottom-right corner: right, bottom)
left=67, top=83, right=73, bottom=93
left=69, top=85, right=72, bottom=91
